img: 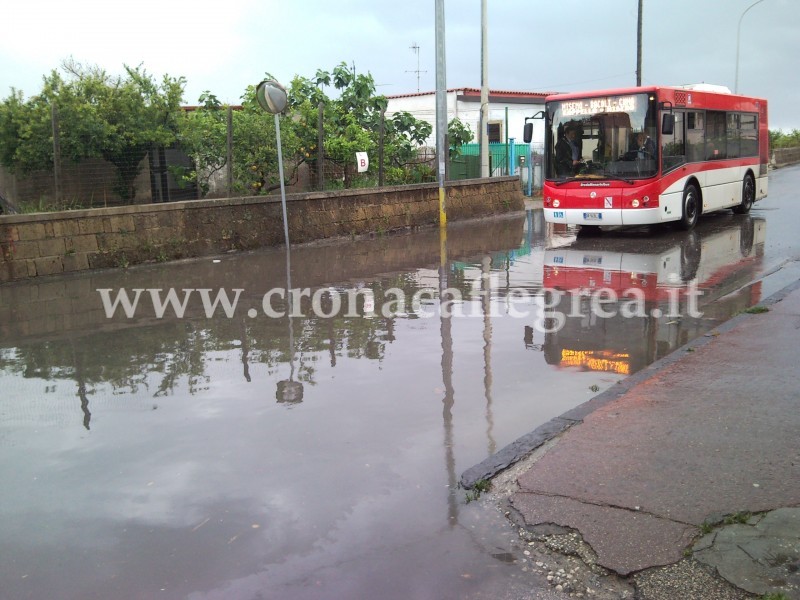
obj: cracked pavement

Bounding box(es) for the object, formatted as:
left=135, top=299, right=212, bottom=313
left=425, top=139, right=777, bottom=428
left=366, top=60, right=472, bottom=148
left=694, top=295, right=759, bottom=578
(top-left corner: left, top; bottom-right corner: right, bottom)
left=467, top=281, right=800, bottom=597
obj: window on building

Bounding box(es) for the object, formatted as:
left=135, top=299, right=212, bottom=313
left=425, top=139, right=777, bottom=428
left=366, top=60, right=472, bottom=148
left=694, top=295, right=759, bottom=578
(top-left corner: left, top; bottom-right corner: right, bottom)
left=487, top=122, right=502, bottom=143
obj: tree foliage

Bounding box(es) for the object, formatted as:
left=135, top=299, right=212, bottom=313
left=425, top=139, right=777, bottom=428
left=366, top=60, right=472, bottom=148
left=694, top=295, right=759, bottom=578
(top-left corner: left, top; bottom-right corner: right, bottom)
left=179, top=62, right=442, bottom=196
left=0, top=60, right=185, bottom=203
left=769, top=129, right=800, bottom=149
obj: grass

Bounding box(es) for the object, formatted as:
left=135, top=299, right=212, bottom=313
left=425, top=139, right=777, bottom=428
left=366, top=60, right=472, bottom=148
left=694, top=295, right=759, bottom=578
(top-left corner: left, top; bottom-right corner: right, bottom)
left=761, top=593, right=790, bottom=600
left=723, top=511, right=752, bottom=525
left=700, top=511, right=754, bottom=535
left=464, top=479, right=492, bottom=504
left=744, top=306, right=770, bottom=314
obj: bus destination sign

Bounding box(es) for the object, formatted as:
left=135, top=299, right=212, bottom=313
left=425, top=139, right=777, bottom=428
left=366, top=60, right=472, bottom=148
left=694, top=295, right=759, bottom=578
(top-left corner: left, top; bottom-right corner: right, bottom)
left=561, top=95, right=638, bottom=117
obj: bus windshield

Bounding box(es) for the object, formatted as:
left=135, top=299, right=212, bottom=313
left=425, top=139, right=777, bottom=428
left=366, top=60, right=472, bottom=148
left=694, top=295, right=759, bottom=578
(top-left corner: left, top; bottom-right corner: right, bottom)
left=546, top=92, right=659, bottom=182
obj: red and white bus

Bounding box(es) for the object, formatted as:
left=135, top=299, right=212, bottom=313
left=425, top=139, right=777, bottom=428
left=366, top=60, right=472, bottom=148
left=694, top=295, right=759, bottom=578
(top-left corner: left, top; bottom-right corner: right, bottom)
left=523, top=84, right=768, bottom=230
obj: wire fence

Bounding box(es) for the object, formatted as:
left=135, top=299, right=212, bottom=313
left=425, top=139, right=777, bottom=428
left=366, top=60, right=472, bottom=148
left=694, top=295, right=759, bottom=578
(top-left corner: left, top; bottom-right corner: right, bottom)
left=0, top=107, right=540, bottom=214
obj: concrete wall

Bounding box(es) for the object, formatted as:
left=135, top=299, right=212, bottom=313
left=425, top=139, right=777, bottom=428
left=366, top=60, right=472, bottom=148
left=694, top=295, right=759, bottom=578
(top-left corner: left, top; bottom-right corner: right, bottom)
left=0, top=177, right=524, bottom=283
left=772, top=147, right=800, bottom=168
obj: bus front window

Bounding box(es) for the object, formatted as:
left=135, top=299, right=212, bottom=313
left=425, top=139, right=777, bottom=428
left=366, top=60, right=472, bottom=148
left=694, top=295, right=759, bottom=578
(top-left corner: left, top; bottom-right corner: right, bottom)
left=546, top=93, right=658, bottom=181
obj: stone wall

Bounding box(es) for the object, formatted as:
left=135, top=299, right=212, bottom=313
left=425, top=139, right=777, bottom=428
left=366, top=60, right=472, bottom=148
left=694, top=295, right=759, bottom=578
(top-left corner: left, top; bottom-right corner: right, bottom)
left=772, top=147, right=800, bottom=168
left=0, top=177, right=524, bottom=283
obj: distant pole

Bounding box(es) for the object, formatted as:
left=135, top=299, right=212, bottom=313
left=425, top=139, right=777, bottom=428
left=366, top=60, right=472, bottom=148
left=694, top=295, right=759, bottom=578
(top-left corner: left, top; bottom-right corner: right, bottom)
left=435, top=0, right=447, bottom=227
left=735, top=0, right=766, bottom=93
left=636, top=0, right=643, bottom=86
left=226, top=106, right=233, bottom=198
left=480, top=0, right=490, bottom=178
left=378, top=106, right=386, bottom=187
left=51, top=104, right=61, bottom=206
left=317, top=101, right=325, bottom=190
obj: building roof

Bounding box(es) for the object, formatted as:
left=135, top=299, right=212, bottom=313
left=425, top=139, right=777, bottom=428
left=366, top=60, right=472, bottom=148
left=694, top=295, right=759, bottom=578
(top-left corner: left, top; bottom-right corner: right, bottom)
left=386, top=87, right=556, bottom=101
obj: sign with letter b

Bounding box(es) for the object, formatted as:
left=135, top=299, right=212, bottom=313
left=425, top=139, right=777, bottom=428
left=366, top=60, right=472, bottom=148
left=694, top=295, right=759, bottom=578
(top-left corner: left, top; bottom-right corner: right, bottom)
left=356, top=152, right=369, bottom=173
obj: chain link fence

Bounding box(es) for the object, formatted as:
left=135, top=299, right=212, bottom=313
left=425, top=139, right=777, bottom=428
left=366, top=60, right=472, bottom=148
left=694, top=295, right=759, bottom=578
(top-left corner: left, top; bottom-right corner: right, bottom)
left=0, top=107, right=443, bottom=213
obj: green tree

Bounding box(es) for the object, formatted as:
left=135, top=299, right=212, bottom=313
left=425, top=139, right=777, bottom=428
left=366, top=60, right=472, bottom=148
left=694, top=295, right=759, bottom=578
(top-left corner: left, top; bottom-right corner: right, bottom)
left=0, top=60, right=185, bottom=204
left=448, top=117, right=474, bottom=158
left=177, top=62, right=438, bottom=196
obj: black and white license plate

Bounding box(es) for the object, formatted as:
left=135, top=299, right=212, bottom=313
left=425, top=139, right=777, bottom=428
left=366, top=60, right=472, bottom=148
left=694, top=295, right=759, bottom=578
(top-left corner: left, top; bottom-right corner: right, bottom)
left=583, top=212, right=602, bottom=221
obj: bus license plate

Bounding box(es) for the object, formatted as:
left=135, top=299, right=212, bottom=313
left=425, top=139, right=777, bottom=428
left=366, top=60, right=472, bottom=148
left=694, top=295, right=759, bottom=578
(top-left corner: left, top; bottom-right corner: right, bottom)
left=583, top=212, right=602, bottom=221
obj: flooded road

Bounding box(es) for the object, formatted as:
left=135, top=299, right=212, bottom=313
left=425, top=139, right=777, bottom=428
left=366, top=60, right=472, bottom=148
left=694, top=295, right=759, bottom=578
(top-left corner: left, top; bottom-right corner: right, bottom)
left=2, top=165, right=799, bottom=599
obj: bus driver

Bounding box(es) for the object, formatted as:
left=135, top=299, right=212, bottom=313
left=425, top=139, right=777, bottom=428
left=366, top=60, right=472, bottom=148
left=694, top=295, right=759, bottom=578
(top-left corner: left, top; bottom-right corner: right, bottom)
left=555, top=126, right=581, bottom=176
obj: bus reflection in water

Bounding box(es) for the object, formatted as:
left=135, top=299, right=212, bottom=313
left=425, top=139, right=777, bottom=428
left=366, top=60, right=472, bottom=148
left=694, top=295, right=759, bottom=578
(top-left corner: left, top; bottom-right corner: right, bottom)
left=538, top=216, right=765, bottom=375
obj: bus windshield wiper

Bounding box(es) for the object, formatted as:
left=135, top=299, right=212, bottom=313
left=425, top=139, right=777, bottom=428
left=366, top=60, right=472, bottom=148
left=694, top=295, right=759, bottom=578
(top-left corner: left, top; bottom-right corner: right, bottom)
left=553, top=174, right=635, bottom=186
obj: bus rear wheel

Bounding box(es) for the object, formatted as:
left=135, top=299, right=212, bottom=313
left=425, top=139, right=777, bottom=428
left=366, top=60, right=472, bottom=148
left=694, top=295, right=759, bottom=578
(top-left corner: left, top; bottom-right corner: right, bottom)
left=679, top=184, right=700, bottom=230
left=733, top=174, right=755, bottom=215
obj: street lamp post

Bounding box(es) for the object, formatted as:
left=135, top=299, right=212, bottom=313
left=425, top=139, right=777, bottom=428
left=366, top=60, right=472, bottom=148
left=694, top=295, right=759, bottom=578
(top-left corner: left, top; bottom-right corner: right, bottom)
left=735, top=0, right=766, bottom=93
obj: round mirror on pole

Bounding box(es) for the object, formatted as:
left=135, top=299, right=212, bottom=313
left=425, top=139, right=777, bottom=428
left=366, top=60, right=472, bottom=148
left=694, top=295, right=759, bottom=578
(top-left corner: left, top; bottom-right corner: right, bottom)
left=256, top=80, right=288, bottom=114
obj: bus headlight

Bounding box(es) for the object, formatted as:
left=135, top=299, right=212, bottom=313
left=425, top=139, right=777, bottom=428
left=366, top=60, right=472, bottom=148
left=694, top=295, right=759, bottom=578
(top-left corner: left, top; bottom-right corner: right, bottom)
left=553, top=199, right=560, bottom=208
left=632, top=199, right=640, bottom=208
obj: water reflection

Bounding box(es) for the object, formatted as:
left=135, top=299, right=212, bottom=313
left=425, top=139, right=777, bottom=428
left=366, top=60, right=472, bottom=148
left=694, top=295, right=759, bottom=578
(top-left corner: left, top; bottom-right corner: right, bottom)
left=0, top=210, right=771, bottom=599
left=541, top=215, right=765, bottom=375
left=2, top=214, right=560, bottom=600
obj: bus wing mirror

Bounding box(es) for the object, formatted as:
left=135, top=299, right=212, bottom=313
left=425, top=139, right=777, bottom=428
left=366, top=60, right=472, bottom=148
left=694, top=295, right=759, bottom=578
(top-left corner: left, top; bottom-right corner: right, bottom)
left=523, top=111, right=544, bottom=144
left=523, top=122, right=533, bottom=143
left=662, top=113, right=675, bottom=136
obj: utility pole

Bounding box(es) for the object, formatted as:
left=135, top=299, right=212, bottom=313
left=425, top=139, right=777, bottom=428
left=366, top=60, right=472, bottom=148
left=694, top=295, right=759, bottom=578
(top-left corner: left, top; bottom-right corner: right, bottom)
left=480, top=0, right=490, bottom=178
left=636, top=0, right=643, bottom=86
left=406, top=42, right=427, bottom=93
left=435, top=0, right=447, bottom=227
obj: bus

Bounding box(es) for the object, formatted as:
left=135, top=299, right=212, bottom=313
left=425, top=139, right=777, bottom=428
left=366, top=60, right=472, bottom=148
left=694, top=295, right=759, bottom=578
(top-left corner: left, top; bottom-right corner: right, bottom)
left=523, top=84, right=769, bottom=230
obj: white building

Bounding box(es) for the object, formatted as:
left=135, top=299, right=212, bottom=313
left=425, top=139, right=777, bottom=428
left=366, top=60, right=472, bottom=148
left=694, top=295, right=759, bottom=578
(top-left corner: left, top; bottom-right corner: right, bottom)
left=385, top=88, right=553, bottom=149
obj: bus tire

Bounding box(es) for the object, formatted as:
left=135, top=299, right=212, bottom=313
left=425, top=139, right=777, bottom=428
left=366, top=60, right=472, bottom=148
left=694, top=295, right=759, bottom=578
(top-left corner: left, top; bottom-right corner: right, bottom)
left=733, top=173, right=755, bottom=215
left=679, top=184, right=700, bottom=230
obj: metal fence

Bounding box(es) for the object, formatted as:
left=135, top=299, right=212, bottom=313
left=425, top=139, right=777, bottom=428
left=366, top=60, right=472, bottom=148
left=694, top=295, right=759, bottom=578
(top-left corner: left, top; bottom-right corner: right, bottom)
left=0, top=106, right=541, bottom=214
left=453, top=142, right=544, bottom=194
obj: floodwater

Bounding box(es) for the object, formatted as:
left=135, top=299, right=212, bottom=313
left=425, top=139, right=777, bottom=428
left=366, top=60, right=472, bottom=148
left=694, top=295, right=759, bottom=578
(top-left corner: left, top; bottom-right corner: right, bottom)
left=0, top=177, right=792, bottom=600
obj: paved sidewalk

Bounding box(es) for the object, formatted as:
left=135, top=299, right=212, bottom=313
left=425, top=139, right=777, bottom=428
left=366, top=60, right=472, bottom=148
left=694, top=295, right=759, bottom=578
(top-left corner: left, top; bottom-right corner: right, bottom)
left=463, top=281, right=800, bottom=598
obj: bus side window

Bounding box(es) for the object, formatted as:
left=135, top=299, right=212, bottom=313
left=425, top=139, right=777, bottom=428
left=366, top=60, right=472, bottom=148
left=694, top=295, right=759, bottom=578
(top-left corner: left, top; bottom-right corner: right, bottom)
left=705, top=111, right=726, bottom=160
left=662, top=111, right=686, bottom=172
left=686, top=112, right=704, bottom=162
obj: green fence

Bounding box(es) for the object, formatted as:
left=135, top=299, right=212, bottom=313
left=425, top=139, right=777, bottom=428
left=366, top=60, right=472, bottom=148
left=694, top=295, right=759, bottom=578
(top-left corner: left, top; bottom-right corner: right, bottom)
left=453, top=143, right=533, bottom=177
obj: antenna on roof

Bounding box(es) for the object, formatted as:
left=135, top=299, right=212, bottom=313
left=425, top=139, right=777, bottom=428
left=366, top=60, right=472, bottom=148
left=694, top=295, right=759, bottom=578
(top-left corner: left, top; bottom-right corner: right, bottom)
left=405, top=42, right=427, bottom=93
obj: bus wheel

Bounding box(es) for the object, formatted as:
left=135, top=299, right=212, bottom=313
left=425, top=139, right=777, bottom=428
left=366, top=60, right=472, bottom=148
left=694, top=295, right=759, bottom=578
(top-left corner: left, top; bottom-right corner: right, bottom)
left=679, top=184, right=699, bottom=230
left=733, top=174, right=755, bottom=215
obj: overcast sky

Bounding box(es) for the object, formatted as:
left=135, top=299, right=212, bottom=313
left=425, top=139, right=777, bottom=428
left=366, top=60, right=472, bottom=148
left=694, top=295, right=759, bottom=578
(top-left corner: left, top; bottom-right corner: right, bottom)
left=1, top=0, right=797, bottom=129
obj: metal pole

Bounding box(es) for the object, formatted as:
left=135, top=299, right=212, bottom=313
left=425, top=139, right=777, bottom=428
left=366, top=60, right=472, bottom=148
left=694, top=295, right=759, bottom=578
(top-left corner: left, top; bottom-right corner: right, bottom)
left=274, top=113, right=290, bottom=249
left=480, top=0, right=490, bottom=178
left=636, top=0, right=643, bottom=86
left=509, top=137, right=516, bottom=179
left=227, top=106, right=233, bottom=198
left=51, top=104, right=61, bottom=207
left=505, top=107, right=509, bottom=176
left=317, top=101, right=325, bottom=190
left=735, top=0, right=766, bottom=93
left=435, top=0, right=447, bottom=227
left=379, top=106, right=385, bottom=187
left=526, top=146, right=533, bottom=197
